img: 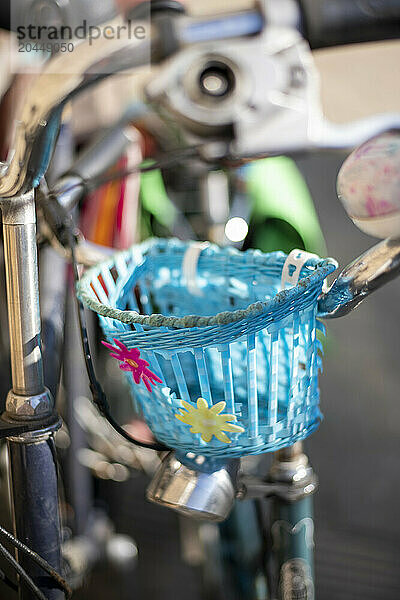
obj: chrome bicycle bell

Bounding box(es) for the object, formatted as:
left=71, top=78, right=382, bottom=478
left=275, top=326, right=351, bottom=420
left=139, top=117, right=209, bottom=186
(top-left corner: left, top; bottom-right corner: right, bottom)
left=147, top=452, right=239, bottom=522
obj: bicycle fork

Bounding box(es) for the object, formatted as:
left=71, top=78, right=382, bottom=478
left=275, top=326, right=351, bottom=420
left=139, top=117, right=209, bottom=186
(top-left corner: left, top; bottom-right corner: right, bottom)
left=1, top=191, right=64, bottom=600
left=268, top=443, right=316, bottom=600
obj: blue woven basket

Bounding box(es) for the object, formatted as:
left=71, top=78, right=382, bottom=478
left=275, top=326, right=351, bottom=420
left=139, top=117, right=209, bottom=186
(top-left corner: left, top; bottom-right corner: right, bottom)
left=77, top=238, right=337, bottom=458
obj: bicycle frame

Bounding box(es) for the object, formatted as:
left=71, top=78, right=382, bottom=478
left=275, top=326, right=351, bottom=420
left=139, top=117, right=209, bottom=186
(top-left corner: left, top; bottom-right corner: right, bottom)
left=0, top=21, right=151, bottom=600
left=268, top=445, right=316, bottom=599
left=1, top=191, right=63, bottom=600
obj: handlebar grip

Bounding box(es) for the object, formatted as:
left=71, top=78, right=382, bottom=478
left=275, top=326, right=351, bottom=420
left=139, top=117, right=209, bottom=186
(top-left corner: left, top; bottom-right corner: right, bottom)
left=299, top=0, right=400, bottom=49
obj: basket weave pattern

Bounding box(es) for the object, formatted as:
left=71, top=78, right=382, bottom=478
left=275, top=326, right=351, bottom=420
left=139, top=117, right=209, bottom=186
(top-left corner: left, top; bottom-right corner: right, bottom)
left=78, top=239, right=336, bottom=458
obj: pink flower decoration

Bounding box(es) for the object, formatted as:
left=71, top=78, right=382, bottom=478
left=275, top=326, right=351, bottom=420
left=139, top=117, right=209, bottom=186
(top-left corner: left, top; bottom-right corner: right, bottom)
left=102, top=339, right=162, bottom=392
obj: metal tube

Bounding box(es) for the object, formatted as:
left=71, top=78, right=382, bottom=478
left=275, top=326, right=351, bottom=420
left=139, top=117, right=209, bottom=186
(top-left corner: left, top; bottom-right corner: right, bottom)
left=40, top=246, right=67, bottom=401
left=8, top=435, right=64, bottom=600
left=271, top=495, right=315, bottom=599
left=268, top=443, right=316, bottom=599
left=63, top=291, right=93, bottom=535
left=1, top=191, right=53, bottom=415
left=275, top=441, right=303, bottom=463
left=318, top=238, right=400, bottom=319
left=2, top=190, right=63, bottom=599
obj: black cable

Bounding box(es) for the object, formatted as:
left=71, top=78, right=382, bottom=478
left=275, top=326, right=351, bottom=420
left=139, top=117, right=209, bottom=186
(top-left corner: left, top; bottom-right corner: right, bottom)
left=86, top=145, right=199, bottom=191
left=0, top=525, right=72, bottom=599
left=55, top=145, right=199, bottom=205
left=68, top=228, right=169, bottom=453
left=39, top=145, right=195, bottom=452
left=38, top=145, right=198, bottom=251
left=0, top=541, right=47, bottom=600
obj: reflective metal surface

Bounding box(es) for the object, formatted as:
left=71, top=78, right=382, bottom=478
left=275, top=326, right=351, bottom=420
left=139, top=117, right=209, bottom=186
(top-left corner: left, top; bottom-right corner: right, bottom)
left=239, top=442, right=318, bottom=502
left=5, top=391, right=53, bottom=421
left=1, top=191, right=53, bottom=417
left=269, top=442, right=313, bottom=487
left=147, top=25, right=322, bottom=159
left=147, top=452, right=236, bottom=521
left=147, top=20, right=400, bottom=160
left=280, top=558, right=314, bottom=600
left=319, top=114, right=400, bottom=152
left=318, top=238, right=400, bottom=319
left=0, top=20, right=151, bottom=198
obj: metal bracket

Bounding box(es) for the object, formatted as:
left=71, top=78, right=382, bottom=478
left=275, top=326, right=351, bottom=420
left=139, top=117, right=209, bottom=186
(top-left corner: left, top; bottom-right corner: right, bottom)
left=238, top=472, right=318, bottom=503
left=0, top=413, right=61, bottom=440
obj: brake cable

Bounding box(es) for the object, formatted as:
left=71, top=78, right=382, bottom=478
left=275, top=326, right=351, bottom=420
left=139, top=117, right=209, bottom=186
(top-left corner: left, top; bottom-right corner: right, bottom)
left=40, top=147, right=200, bottom=452
left=68, top=227, right=169, bottom=452
left=0, top=524, right=72, bottom=599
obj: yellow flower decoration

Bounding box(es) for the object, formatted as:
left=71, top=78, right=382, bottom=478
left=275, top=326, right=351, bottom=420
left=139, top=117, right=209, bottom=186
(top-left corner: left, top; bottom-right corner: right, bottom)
left=176, top=398, right=245, bottom=444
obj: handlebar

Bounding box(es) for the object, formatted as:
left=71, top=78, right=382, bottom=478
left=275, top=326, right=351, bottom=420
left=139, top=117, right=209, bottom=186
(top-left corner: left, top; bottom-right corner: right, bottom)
left=2, top=3, right=400, bottom=198
left=52, top=118, right=142, bottom=213
left=37, top=116, right=142, bottom=264
left=0, top=21, right=151, bottom=198
left=299, top=0, right=400, bottom=49
left=319, top=238, right=400, bottom=319
left=62, top=128, right=136, bottom=194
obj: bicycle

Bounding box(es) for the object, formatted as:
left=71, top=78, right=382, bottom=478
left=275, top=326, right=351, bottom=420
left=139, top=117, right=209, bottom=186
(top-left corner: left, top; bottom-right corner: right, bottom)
left=0, top=1, right=399, bottom=599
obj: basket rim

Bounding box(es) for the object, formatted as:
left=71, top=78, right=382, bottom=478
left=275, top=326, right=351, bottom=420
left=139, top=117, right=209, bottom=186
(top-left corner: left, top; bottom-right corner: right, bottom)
left=77, top=239, right=338, bottom=330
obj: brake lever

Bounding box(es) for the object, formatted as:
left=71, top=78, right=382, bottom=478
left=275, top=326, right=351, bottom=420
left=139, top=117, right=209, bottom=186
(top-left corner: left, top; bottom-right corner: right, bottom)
left=146, top=12, right=400, bottom=161
left=0, top=3, right=269, bottom=197
left=4, top=1, right=398, bottom=197
left=0, top=17, right=153, bottom=198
